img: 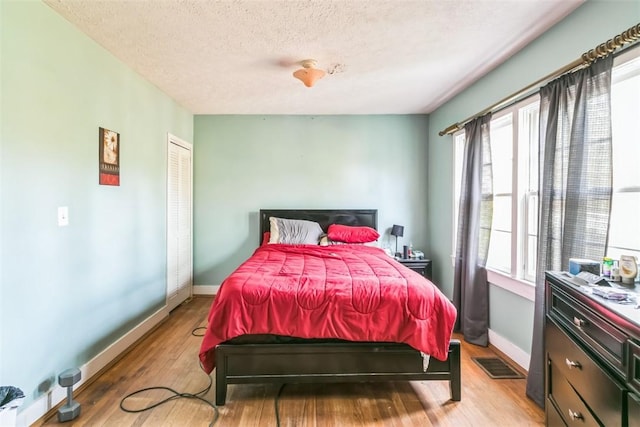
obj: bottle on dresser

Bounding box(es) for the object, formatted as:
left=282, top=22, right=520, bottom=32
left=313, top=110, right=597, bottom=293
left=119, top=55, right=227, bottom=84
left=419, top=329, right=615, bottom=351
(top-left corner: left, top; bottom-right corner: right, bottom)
left=619, top=255, right=638, bottom=285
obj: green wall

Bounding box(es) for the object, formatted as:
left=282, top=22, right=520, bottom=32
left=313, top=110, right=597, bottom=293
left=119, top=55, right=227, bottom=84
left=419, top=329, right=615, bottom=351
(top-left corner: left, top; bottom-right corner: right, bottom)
left=428, top=0, right=640, bottom=354
left=0, top=1, right=193, bottom=407
left=193, top=115, right=429, bottom=286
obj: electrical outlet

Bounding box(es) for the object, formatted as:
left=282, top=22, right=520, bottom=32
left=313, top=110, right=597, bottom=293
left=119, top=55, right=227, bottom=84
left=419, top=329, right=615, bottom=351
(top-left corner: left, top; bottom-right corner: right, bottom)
left=58, top=207, right=69, bottom=227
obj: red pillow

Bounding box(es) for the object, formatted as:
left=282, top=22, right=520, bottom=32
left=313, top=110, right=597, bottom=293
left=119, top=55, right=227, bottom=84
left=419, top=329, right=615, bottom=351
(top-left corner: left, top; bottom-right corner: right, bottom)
left=327, top=224, right=380, bottom=243
left=262, top=231, right=270, bottom=246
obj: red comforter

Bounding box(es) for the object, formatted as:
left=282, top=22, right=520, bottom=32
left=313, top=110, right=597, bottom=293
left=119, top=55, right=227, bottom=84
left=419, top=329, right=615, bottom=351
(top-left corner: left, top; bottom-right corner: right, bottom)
left=199, top=244, right=457, bottom=374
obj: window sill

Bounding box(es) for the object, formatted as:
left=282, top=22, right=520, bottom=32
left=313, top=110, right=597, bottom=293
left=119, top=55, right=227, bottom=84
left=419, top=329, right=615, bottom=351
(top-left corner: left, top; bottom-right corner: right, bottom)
left=450, top=255, right=536, bottom=301
left=487, top=269, right=535, bottom=302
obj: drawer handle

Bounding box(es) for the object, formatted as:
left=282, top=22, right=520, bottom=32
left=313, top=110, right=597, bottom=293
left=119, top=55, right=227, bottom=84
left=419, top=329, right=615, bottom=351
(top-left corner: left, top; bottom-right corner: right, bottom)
left=565, top=358, right=582, bottom=370
left=572, top=316, right=586, bottom=328
left=568, top=409, right=583, bottom=421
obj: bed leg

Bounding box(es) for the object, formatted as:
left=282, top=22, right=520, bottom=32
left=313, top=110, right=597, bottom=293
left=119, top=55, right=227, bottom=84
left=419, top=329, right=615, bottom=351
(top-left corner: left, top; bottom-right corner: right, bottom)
left=215, top=350, right=228, bottom=406
left=215, top=374, right=227, bottom=406
left=449, top=339, right=461, bottom=401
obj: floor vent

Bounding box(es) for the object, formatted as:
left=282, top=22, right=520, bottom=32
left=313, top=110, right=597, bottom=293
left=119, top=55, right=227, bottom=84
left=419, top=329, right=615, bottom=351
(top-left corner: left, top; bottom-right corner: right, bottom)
left=472, top=357, right=525, bottom=379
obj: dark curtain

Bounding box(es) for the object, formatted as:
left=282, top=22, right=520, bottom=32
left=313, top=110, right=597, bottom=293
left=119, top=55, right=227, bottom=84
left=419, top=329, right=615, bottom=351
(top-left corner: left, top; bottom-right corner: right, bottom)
left=526, top=56, right=614, bottom=407
left=453, top=114, right=492, bottom=346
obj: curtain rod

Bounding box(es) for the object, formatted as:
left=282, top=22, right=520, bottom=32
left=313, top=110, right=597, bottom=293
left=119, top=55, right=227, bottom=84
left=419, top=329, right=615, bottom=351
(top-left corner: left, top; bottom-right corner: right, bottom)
left=439, top=23, right=640, bottom=137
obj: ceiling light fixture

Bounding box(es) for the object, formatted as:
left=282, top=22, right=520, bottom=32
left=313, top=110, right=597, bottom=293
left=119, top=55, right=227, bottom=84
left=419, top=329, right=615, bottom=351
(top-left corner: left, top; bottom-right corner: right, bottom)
left=293, top=59, right=325, bottom=87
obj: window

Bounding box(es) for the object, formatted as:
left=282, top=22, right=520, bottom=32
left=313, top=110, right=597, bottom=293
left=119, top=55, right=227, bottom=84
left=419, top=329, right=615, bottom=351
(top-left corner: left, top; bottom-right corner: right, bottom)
left=453, top=97, right=540, bottom=283
left=453, top=45, right=640, bottom=290
left=486, top=113, right=514, bottom=274
left=608, top=49, right=640, bottom=262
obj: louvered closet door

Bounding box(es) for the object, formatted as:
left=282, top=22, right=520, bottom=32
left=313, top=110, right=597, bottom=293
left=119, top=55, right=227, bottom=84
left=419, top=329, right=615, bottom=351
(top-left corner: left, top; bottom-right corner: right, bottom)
left=167, top=135, right=193, bottom=312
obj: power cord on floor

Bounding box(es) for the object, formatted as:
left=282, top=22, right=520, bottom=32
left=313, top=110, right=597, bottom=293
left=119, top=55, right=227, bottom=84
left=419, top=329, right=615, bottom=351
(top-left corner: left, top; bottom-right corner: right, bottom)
left=120, top=325, right=287, bottom=427
left=120, top=374, right=220, bottom=427
left=191, top=326, right=207, bottom=336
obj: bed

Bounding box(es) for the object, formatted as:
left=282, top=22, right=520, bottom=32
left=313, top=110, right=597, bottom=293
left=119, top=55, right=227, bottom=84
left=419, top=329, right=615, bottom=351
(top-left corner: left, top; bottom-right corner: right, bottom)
left=199, top=209, right=461, bottom=405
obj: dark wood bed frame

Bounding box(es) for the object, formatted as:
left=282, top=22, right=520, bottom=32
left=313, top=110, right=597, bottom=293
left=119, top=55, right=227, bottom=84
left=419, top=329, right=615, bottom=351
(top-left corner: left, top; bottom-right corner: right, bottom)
left=214, top=209, right=461, bottom=405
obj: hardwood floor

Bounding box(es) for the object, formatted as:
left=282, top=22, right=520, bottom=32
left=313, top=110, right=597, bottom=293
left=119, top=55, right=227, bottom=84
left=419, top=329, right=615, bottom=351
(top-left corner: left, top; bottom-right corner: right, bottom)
left=41, top=296, right=543, bottom=426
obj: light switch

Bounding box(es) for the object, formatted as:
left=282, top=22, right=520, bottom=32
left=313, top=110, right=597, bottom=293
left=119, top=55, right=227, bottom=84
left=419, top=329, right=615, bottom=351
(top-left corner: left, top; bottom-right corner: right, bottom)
left=58, top=206, right=69, bottom=227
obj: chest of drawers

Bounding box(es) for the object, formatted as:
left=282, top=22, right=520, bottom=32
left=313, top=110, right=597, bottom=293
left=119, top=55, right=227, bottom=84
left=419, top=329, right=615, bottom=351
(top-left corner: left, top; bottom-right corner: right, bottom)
left=545, top=271, right=640, bottom=426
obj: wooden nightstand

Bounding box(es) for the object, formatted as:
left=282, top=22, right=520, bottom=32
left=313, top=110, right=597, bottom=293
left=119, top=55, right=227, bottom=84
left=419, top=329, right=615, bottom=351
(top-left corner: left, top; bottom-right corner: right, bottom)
left=397, top=258, right=432, bottom=280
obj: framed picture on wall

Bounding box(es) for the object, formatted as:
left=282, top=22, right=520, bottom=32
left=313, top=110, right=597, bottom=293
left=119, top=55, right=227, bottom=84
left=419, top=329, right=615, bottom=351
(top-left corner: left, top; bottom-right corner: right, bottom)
left=99, top=127, right=120, bottom=186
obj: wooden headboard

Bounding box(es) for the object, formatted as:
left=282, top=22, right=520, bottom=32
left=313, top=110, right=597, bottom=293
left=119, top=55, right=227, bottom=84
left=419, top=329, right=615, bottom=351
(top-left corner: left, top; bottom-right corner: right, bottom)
left=259, top=209, right=378, bottom=244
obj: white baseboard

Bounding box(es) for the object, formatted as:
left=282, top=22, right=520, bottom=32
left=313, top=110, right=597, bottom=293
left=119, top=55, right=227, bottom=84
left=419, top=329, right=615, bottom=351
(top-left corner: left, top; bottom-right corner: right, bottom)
left=193, top=285, right=219, bottom=295
left=488, top=329, right=530, bottom=372
left=17, top=306, right=169, bottom=427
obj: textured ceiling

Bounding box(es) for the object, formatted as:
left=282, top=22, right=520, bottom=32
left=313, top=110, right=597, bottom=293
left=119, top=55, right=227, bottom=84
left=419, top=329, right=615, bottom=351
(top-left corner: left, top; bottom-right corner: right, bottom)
left=45, top=0, right=583, bottom=115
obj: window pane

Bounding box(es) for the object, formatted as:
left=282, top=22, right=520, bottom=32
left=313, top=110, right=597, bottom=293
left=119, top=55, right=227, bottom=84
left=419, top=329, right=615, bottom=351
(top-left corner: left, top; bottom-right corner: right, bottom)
left=490, top=192, right=512, bottom=273
left=519, top=102, right=540, bottom=282
left=527, top=193, right=538, bottom=234
left=609, top=192, right=640, bottom=252
left=528, top=120, right=539, bottom=192
left=492, top=194, right=512, bottom=231
left=490, top=115, right=513, bottom=195
left=526, top=237, right=537, bottom=279
left=609, top=51, right=640, bottom=265
left=611, top=69, right=640, bottom=189
left=519, top=102, right=540, bottom=192
left=487, top=230, right=511, bottom=272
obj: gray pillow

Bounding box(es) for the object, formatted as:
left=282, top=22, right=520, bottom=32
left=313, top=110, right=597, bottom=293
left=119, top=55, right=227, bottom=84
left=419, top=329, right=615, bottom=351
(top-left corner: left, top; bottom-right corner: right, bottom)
left=268, top=217, right=324, bottom=245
